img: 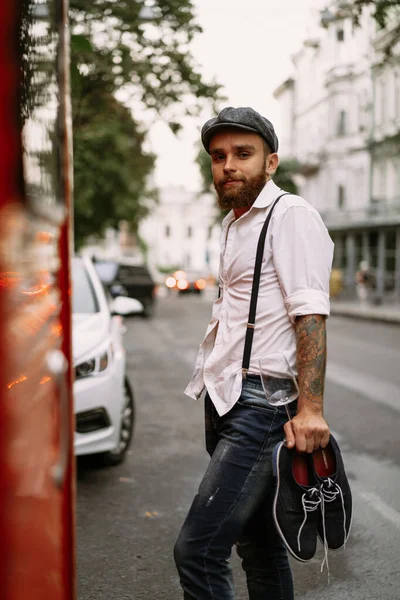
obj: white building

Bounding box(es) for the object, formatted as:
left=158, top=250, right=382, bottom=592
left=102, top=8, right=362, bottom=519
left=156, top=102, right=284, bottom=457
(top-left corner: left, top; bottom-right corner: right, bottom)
left=274, top=1, right=400, bottom=302
left=139, top=185, right=221, bottom=278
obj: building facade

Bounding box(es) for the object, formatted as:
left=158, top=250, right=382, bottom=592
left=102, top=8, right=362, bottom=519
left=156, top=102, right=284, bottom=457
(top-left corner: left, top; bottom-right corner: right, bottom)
left=274, top=1, right=400, bottom=302
left=139, top=185, right=221, bottom=278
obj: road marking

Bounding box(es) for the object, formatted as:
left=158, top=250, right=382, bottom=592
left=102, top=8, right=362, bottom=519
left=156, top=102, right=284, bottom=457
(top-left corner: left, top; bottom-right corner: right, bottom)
left=359, top=491, right=400, bottom=530
left=328, top=326, right=400, bottom=361
left=326, top=361, right=400, bottom=413
left=152, top=309, right=400, bottom=411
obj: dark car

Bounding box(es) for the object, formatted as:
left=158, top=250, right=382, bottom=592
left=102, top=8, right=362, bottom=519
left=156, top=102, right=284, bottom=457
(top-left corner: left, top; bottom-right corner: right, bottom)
left=93, top=259, right=156, bottom=317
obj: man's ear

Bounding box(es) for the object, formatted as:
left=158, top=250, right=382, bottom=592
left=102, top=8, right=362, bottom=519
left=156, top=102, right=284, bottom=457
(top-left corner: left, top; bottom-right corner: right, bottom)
left=266, top=153, right=279, bottom=176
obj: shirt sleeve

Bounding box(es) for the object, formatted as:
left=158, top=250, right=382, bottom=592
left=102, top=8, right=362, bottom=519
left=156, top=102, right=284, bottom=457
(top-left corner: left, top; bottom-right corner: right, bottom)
left=271, top=206, right=334, bottom=323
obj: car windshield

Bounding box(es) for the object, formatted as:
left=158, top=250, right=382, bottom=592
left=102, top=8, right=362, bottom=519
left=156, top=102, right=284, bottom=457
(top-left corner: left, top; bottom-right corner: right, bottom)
left=72, top=260, right=100, bottom=314
left=118, top=265, right=150, bottom=278
left=93, top=261, right=119, bottom=283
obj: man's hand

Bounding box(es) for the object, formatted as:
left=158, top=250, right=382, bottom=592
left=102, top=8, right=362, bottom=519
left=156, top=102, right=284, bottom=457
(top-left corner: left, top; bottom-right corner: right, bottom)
left=284, top=407, right=330, bottom=453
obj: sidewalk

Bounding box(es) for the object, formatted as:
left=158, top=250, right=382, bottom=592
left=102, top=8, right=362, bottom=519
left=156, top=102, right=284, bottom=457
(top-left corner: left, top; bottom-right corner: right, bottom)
left=330, top=299, right=400, bottom=325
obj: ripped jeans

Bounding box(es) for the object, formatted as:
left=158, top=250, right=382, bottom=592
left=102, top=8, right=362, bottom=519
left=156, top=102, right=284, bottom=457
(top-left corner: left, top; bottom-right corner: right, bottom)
left=174, top=375, right=296, bottom=600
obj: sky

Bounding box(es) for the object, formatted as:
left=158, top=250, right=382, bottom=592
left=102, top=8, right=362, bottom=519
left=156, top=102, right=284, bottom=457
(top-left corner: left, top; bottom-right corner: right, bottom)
left=145, top=0, right=319, bottom=191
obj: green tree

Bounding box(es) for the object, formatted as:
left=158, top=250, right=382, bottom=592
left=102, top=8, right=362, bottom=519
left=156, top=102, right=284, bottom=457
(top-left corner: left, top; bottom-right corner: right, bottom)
left=273, top=159, right=299, bottom=195
left=195, top=146, right=213, bottom=193
left=70, top=1, right=224, bottom=247
left=348, top=1, right=400, bottom=56
left=72, top=70, right=156, bottom=248
left=70, top=0, right=223, bottom=129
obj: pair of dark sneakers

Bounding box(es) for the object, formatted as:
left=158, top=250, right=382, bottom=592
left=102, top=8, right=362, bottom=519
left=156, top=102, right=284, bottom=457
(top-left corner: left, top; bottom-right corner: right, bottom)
left=272, top=434, right=352, bottom=564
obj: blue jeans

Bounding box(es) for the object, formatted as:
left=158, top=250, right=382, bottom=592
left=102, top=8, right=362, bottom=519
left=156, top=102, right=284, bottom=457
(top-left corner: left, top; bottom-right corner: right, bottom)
left=174, top=375, right=296, bottom=600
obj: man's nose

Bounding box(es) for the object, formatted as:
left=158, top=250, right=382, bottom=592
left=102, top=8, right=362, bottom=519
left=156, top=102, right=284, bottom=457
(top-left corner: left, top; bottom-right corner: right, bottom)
left=223, top=155, right=236, bottom=172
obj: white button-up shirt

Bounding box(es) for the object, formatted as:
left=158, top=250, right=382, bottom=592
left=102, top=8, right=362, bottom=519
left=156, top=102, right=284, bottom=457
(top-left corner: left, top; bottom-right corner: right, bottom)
left=184, top=180, right=334, bottom=416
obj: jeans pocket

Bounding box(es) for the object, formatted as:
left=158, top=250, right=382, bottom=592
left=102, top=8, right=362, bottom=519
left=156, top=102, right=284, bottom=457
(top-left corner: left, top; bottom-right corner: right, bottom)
left=237, top=383, right=278, bottom=415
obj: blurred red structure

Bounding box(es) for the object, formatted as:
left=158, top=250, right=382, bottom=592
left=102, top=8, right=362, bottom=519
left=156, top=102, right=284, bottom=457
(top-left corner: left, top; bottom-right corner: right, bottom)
left=0, top=1, right=76, bottom=598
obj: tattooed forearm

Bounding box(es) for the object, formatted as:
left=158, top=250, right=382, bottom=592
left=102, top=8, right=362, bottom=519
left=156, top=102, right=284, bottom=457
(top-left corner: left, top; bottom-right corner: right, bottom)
left=294, top=314, right=327, bottom=412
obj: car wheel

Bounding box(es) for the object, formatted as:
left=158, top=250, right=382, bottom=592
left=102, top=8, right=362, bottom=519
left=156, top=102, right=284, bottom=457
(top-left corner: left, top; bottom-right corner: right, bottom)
left=141, top=299, right=154, bottom=318
left=98, top=377, right=135, bottom=467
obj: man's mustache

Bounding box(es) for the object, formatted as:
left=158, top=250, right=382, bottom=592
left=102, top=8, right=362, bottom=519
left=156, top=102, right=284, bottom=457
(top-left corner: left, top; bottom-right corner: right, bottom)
left=217, top=176, right=246, bottom=185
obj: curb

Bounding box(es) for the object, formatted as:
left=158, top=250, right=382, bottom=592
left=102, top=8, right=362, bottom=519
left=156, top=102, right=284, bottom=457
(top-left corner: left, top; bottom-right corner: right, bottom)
left=330, top=304, right=400, bottom=325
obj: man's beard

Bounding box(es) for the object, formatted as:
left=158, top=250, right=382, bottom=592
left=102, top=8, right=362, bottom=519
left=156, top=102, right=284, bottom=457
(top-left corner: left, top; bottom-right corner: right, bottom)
left=214, top=162, right=268, bottom=211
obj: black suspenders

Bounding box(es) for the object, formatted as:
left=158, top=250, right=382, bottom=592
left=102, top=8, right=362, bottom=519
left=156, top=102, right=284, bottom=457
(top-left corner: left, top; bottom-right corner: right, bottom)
left=241, top=193, right=290, bottom=378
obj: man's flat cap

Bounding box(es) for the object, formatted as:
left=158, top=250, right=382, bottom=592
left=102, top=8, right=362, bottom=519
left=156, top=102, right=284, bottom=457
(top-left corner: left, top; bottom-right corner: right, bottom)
left=201, top=106, right=279, bottom=154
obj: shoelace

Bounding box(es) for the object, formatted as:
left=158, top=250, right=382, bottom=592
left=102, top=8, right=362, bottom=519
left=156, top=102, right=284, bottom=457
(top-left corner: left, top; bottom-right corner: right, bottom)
left=297, top=487, right=321, bottom=552
left=319, top=478, right=347, bottom=583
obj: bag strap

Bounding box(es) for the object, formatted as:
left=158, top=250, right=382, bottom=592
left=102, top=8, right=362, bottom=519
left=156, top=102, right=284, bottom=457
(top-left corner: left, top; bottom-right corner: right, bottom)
left=241, top=192, right=291, bottom=379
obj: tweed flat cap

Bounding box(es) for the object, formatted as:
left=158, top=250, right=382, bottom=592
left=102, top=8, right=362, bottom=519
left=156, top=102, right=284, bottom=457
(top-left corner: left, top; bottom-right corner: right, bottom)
left=201, top=106, right=279, bottom=154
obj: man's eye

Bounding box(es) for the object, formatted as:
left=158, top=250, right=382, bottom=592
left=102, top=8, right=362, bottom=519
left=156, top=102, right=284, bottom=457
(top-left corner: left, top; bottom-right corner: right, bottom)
left=239, top=153, right=250, bottom=158
left=213, top=155, right=225, bottom=162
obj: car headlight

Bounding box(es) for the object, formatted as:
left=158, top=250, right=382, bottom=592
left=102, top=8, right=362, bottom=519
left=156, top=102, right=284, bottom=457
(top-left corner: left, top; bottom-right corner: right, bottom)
left=75, top=350, right=110, bottom=380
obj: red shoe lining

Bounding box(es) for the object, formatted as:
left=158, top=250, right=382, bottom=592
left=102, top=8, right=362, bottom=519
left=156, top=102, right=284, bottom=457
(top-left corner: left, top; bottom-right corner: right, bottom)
left=293, top=452, right=309, bottom=486
left=313, top=445, right=336, bottom=478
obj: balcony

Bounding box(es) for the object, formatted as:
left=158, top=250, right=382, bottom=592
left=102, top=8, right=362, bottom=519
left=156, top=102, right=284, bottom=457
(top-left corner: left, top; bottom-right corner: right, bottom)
left=325, top=62, right=355, bottom=86
left=368, top=127, right=400, bottom=149
left=322, top=201, right=400, bottom=231
left=298, top=150, right=327, bottom=176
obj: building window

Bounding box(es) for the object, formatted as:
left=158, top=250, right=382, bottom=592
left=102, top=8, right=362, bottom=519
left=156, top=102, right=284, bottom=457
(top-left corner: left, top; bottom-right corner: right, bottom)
left=337, top=28, right=344, bottom=42
left=338, top=185, right=346, bottom=209
left=337, top=110, right=346, bottom=136
left=187, top=226, right=192, bottom=239
left=386, top=230, right=396, bottom=275
left=208, top=225, right=213, bottom=239
left=165, top=225, right=170, bottom=238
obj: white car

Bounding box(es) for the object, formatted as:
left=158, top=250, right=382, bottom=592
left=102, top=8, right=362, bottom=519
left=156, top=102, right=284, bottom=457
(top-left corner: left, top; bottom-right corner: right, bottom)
left=71, top=256, right=142, bottom=465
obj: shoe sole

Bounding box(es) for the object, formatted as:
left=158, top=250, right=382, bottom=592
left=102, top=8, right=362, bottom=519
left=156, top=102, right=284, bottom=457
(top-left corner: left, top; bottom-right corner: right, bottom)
left=272, top=441, right=315, bottom=563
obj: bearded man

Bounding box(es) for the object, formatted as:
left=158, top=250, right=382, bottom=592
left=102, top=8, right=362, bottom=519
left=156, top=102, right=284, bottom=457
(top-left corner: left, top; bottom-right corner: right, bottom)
left=174, top=107, right=334, bottom=600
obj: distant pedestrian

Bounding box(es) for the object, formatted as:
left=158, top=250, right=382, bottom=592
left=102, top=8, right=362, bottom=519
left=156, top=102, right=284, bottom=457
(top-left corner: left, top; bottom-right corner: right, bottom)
left=174, top=107, right=334, bottom=600
left=355, top=260, right=370, bottom=307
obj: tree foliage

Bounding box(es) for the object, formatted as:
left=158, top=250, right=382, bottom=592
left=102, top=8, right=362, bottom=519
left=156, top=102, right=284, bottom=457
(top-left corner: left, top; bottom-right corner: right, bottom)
left=350, top=1, right=400, bottom=56
left=70, top=1, right=223, bottom=248
left=273, top=160, right=299, bottom=195
left=195, top=146, right=214, bottom=193
left=70, top=0, right=223, bottom=129
left=72, top=73, right=156, bottom=248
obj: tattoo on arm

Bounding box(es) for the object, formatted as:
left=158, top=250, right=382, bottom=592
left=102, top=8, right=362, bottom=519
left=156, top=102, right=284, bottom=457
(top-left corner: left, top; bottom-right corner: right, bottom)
left=294, top=314, right=327, bottom=412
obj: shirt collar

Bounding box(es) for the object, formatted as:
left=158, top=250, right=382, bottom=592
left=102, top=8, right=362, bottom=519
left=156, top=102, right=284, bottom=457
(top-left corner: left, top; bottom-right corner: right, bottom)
left=252, top=179, right=282, bottom=208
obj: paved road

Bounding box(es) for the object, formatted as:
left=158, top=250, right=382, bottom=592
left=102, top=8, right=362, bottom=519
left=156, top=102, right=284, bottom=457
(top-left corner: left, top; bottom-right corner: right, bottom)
left=77, top=292, right=400, bottom=599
